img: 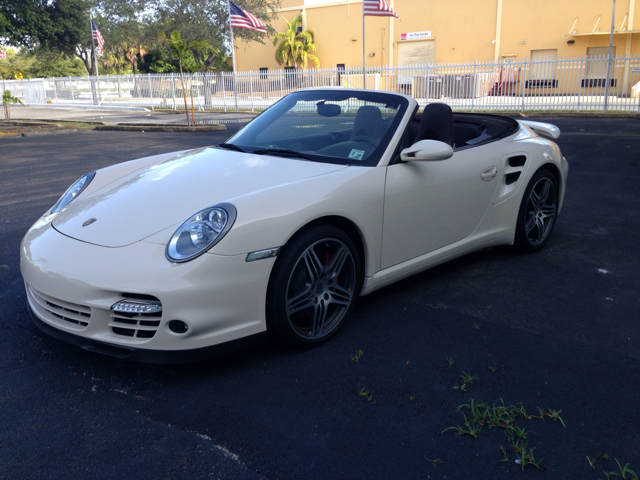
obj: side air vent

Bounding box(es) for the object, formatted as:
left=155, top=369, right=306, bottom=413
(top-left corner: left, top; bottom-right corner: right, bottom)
left=508, top=155, right=526, bottom=168
left=505, top=172, right=521, bottom=185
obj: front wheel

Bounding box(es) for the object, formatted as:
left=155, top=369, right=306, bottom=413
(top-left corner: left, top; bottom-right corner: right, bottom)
left=514, top=169, right=559, bottom=253
left=266, top=225, right=362, bottom=348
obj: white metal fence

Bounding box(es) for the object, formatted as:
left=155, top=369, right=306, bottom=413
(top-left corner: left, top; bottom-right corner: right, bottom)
left=2, top=54, right=640, bottom=113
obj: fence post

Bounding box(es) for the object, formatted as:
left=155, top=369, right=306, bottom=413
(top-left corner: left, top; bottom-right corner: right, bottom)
left=471, top=60, right=477, bottom=112
left=197, top=73, right=203, bottom=111
left=577, top=55, right=584, bottom=112
left=521, top=58, right=528, bottom=113
left=280, top=70, right=284, bottom=98
left=129, top=75, right=132, bottom=107
left=148, top=73, right=154, bottom=110
left=106, top=75, right=111, bottom=106
left=604, top=54, right=612, bottom=112
left=249, top=70, right=254, bottom=112
left=222, top=73, right=227, bottom=111
left=69, top=77, right=75, bottom=104
left=52, top=77, right=58, bottom=102
left=171, top=73, right=177, bottom=110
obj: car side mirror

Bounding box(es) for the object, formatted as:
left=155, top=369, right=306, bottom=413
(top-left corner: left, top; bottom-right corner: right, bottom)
left=400, top=140, right=454, bottom=162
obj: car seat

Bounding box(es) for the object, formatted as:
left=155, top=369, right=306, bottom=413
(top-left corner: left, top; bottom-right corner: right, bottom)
left=414, top=103, right=454, bottom=147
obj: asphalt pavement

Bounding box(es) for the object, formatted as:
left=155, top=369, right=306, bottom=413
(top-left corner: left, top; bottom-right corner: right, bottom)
left=8, top=105, right=256, bottom=125
left=0, top=116, right=639, bottom=479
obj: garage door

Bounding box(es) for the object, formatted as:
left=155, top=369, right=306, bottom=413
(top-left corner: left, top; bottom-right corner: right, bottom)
left=530, top=49, right=557, bottom=81
left=398, top=40, right=436, bottom=65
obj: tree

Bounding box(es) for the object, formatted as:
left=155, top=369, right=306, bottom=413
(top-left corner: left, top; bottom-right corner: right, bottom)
left=272, top=16, right=319, bottom=69
left=0, top=0, right=91, bottom=55
left=146, top=0, right=280, bottom=48
left=159, top=30, right=212, bottom=125
left=100, top=46, right=129, bottom=97
left=2, top=90, right=24, bottom=121
left=298, top=30, right=319, bottom=69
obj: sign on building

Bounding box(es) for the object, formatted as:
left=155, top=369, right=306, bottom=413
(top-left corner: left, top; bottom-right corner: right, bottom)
left=400, top=31, right=432, bottom=41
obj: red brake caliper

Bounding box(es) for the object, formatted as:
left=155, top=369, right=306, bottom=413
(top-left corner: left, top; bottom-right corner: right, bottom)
left=322, top=252, right=339, bottom=288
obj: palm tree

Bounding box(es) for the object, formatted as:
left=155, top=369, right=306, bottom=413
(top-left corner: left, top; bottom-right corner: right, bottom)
left=100, top=47, right=129, bottom=98
left=299, top=30, right=320, bottom=69
left=123, top=41, right=149, bottom=98
left=123, top=42, right=149, bottom=76
left=2, top=90, right=24, bottom=121
left=272, top=16, right=319, bottom=69
left=159, top=31, right=213, bottom=125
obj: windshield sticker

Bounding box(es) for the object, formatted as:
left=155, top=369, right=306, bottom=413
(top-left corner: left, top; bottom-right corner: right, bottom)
left=348, top=149, right=365, bottom=160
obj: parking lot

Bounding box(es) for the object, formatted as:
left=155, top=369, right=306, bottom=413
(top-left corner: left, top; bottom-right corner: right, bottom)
left=1, top=117, right=639, bottom=479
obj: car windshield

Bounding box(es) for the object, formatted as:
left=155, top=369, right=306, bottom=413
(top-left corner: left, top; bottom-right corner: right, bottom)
left=223, top=90, right=410, bottom=166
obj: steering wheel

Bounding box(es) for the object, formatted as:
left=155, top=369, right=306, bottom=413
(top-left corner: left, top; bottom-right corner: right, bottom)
left=350, top=136, right=379, bottom=148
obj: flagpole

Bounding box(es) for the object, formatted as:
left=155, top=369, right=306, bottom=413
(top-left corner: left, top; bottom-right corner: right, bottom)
left=89, top=16, right=101, bottom=104
left=362, top=1, right=366, bottom=90
left=227, top=1, right=239, bottom=111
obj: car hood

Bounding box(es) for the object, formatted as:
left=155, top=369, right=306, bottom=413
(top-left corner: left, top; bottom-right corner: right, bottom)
left=52, top=147, right=347, bottom=247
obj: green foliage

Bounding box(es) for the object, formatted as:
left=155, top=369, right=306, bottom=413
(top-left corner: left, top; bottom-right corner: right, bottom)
left=2, top=90, right=24, bottom=121
left=444, top=398, right=566, bottom=472
left=0, top=0, right=92, bottom=55
left=2, top=90, right=23, bottom=106
left=0, top=49, right=87, bottom=79
left=272, top=16, right=319, bottom=68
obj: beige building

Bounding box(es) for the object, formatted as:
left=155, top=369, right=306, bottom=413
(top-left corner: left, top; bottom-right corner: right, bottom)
left=234, top=0, right=640, bottom=70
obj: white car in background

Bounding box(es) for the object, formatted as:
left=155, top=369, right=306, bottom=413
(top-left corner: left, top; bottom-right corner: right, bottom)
left=20, top=89, right=568, bottom=363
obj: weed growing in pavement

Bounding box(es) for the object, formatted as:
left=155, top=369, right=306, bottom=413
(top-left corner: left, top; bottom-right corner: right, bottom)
left=512, top=440, right=544, bottom=471
left=488, top=365, right=498, bottom=372
left=443, top=398, right=566, bottom=472
left=601, top=453, right=612, bottom=461
left=350, top=347, right=366, bottom=363
left=500, top=446, right=509, bottom=462
left=447, top=357, right=454, bottom=368
left=601, top=458, right=638, bottom=480
left=409, top=395, right=416, bottom=402
left=358, top=386, right=375, bottom=403
left=537, top=408, right=566, bottom=427
left=453, top=372, right=479, bottom=392
left=587, top=455, right=596, bottom=468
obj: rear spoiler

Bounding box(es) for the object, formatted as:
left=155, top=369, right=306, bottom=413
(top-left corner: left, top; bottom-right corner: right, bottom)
left=519, top=120, right=561, bottom=139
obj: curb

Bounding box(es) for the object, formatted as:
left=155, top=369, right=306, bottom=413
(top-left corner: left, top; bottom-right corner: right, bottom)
left=94, top=124, right=227, bottom=132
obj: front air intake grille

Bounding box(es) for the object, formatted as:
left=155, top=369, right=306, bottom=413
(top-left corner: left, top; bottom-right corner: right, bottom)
left=28, top=287, right=91, bottom=329
left=109, top=310, right=161, bottom=339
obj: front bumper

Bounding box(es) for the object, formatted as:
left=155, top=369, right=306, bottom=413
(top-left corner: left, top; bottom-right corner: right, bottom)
left=28, top=307, right=267, bottom=363
left=21, top=218, right=275, bottom=360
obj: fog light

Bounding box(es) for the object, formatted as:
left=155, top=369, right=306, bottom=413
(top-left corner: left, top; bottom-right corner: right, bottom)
left=169, top=320, right=189, bottom=334
left=111, top=299, right=162, bottom=314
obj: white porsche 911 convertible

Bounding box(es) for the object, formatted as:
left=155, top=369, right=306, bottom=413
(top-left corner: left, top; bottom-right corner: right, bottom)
left=21, top=89, right=568, bottom=363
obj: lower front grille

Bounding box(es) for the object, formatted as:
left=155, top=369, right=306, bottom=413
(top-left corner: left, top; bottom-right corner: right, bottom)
left=109, top=312, right=161, bottom=339
left=28, top=287, right=91, bottom=329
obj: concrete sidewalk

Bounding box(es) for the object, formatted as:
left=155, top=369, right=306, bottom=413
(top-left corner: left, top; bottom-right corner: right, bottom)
left=8, top=105, right=256, bottom=125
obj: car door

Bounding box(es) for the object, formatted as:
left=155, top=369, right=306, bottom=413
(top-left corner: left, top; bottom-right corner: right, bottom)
left=380, top=147, right=501, bottom=269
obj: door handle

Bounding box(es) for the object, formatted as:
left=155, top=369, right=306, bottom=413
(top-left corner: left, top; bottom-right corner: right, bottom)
left=481, top=166, right=498, bottom=181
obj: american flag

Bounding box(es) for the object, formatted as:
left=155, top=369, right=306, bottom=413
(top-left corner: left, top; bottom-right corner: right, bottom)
left=0, top=49, right=7, bottom=60
left=363, top=0, right=400, bottom=19
left=229, top=1, right=267, bottom=33
left=91, top=19, right=105, bottom=55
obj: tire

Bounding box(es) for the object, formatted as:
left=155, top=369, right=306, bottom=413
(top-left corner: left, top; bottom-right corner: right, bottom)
left=266, top=225, right=362, bottom=348
left=514, top=168, right=559, bottom=253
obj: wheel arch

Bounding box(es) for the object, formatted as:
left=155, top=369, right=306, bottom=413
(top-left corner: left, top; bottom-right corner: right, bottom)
left=538, top=162, right=562, bottom=196
left=283, top=215, right=367, bottom=279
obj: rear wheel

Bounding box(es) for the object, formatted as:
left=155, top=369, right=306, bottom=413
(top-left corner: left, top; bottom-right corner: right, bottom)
left=514, top=169, right=558, bottom=253
left=266, top=225, right=362, bottom=348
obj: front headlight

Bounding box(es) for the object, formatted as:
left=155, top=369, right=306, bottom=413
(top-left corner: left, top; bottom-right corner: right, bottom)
left=166, top=203, right=237, bottom=263
left=51, top=172, right=96, bottom=214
